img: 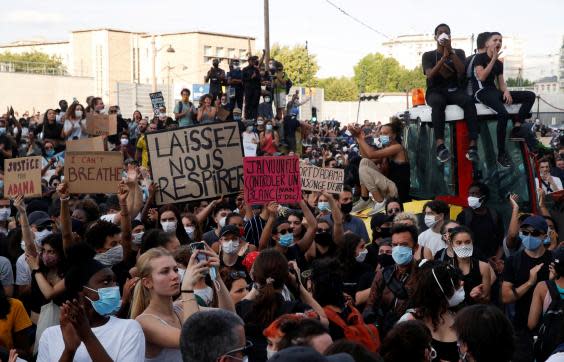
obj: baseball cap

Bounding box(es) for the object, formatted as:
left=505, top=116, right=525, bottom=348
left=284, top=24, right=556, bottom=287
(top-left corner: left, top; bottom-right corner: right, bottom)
left=521, top=215, right=548, bottom=233
left=28, top=211, right=51, bottom=227
left=220, top=225, right=240, bottom=238
left=268, top=347, right=353, bottom=362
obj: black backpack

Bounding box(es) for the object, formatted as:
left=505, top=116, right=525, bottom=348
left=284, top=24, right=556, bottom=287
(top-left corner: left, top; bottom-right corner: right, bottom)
left=534, top=280, right=564, bottom=362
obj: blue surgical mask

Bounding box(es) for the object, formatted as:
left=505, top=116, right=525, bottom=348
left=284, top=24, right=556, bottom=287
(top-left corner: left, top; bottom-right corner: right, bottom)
left=318, top=201, right=331, bottom=212
left=380, top=135, right=390, bottom=146
left=84, top=286, right=121, bottom=316
left=391, top=245, right=413, bottom=265
left=519, top=233, right=542, bottom=251
left=46, top=149, right=55, bottom=157
left=279, top=233, right=294, bottom=247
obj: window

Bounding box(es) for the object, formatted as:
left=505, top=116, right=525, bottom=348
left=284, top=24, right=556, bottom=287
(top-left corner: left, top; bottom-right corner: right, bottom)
left=216, top=47, right=224, bottom=58
left=228, top=48, right=235, bottom=59
left=204, top=45, right=213, bottom=63
left=239, top=49, right=247, bottom=59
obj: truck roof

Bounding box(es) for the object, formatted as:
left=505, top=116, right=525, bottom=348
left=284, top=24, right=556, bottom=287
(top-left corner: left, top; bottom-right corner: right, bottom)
left=403, top=104, right=523, bottom=123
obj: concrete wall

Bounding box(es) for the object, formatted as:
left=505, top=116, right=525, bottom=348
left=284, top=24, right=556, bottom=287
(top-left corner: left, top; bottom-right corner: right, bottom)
left=0, top=72, right=94, bottom=113
left=322, top=94, right=412, bottom=124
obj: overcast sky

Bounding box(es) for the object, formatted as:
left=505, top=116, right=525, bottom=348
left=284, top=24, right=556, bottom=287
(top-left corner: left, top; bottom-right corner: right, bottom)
left=0, top=0, right=562, bottom=77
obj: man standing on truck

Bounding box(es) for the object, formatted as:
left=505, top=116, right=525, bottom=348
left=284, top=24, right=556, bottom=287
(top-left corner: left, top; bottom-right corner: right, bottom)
left=422, top=23, right=480, bottom=164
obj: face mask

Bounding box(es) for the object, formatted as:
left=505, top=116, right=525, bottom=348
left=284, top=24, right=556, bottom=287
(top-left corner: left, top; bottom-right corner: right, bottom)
left=132, top=232, right=144, bottom=245
left=448, top=286, right=466, bottom=307
left=75, top=110, right=83, bottom=118
left=222, top=239, right=240, bottom=254
left=279, top=233, right=294, bottom=247
left=94, top=245, right=123, bottom=266
left=453, top=244, right=473, bottom=258
left=315, top=232, right=332, bottom=247
left=221, top=101, right=228, bottom=106
left=378, top=253, right=395, bottom=268
left=46, top=149, right=55, bottom=157
left=194, top=286, right=214, bottom=305
left=234, top=115, right=242, bottom=121
left=424, top=215, right=438, bottom=228
left=84, top=286, right=121, bottom=316
left=177, top=268, right=185, bottom=281
left=264, top=97, right=271, bottom=103
left=120, top=138, right=129, bottom=145
left=218, top=216, right=227, bottom=228
left=318, top=201, right=331, bottom=212
left=380, top=135, right=390, bottom=146
left=392, top=245, right=413, bottom=265
left=185, top=226, right=195, bottom=238
left=42, top=254, right=59, bottom=268
left=0, top=207, right=11, bottom=221
left=543, top=235, right=551, bottom=245
left=340, top=202, right=353, bottom=215
left=159, top=113, right=166, bottom=120
left=0, top=128, right=6, bottom=136
left=266, top=124, right=273, bottom=131
left=246, top=126, right=254, bottom=132
left=467, top=196, right=482, bottom=209
left=266, top=347, right=276, bottom=359
left=520, top=233, right=542, bottom=251
left=356, top=248, right=368, bottom=263
left=161, top=221, right=177, bottom=233
left=35, top=229, right=52, bottom=244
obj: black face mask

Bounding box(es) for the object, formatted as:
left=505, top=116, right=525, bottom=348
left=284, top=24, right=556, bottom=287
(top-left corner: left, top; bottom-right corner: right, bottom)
left=315, top=232, right=332, bottom=247
left=340, top=202, right=353, bottom=215
left=378, top=227, right=391, bottom=239
left=377, top=254, right=395, bottom=268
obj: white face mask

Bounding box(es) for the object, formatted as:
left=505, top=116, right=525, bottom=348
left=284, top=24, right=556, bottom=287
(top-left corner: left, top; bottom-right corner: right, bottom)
left=467, top=196, right=482, bottom=209
left=35, top=229, right=52, bottom=244
left=94, top=245, right=124, bottom=266
left=218, top=216, right=227, bottom=228
left=132, top=232, right=144, bottom=245
left=0, top=207, right=11, bottom=221
left=222, top=239, right=240, bottom=254
left=448, top=286, right=466, bottom=307
left=75, top=110, right=83, bottom=118
left=424, top=215, right=438, bottom=228
left=185, top=226, right=195, bottom=238
left=120, top=138, right=129, bottom=145
left=356, top=248, right=368, bottom=263
left=161, top=221, right=177, bottom=233
left=194, top=286, right=214, bottom=305
left=453, top=244, right=473, bottom=258
left=266, top=348, right=276, bottom=359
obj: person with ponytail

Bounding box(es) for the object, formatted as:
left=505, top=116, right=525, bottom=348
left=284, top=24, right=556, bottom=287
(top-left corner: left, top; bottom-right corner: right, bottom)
left=37, top=242, right=145, bottom=361
left=131, top=246, right=234, bottom=361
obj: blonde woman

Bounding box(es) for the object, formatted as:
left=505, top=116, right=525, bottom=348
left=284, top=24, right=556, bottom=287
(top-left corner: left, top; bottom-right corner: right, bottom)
left=131, top=247, right=234, bottom=361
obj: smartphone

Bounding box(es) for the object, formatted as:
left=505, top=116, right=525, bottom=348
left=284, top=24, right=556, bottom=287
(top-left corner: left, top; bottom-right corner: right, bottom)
left=189, top=242, right=208, bottom=264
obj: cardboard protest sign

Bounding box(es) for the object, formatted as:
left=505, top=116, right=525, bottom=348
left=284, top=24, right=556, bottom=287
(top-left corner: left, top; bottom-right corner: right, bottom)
left=243, top=156, right=301, bottom=205
left=85, top=113, right=117, bottom=136
left=216, top=107, right=230, bottom=121
left=146, top=122, right=244, bottom=205
left=150, top=91, right=165, bottom=115
left=242, top=141, right=257, bottom=157
left=66, top=136, right=105, bottom=152
left=3, top=156, right=42, bottom=198
left=300, top=164, right=344, bottom=194
left=64, top=152, right=123, bottom=194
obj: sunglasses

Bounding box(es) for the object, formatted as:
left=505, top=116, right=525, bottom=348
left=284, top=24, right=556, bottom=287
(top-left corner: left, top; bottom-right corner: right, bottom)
left=387, top=208, right=401, bottom=214
left=229, top=271, right=247, bottom=280
left=278, top=228, right=294, bottom=235
left=521, top=229, right=542, bottom=237
left=36, top=225, right=53, bottom=232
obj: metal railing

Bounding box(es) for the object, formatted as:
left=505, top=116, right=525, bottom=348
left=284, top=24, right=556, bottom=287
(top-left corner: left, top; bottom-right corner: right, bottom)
left=0, top=60, right=67, bottom=76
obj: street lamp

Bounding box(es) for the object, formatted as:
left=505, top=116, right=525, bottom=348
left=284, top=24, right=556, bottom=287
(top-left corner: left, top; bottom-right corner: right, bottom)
left=151, top=35, right=176, bottom=92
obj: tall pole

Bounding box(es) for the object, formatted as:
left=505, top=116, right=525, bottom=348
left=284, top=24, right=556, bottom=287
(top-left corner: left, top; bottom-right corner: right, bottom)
left=151, top=35, right=157, bottom=92
left=264, top=0, right=270, bottom=65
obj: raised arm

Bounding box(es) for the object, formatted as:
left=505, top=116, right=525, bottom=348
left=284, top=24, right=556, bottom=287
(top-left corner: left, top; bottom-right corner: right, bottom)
left=258, top=202, right=278, bottom=251
left=195, top=197, right=222, bottom=224
left=475, top=46, right=499, bottom=82
left=505, top=194, right=521, bottom=250
left=117, top=181, right=133, bottom=262
left=296, top=200, right=317, bottom=253
left=13, top=195, right=37, bottom=256
left=322, top=191, right=344, bottom=245
left=348, top=125, right=402, bottom=160
left=57, top=183, right=74, bottom=254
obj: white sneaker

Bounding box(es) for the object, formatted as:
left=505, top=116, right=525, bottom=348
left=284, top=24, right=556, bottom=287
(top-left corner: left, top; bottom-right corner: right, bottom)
left=367, top=200, right=386, bottom=216
left=352, top=198, right=375, bottom=213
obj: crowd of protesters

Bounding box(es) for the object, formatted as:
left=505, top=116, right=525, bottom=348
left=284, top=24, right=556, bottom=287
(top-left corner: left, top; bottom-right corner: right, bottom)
left=0, top=22, right=561, bottom=362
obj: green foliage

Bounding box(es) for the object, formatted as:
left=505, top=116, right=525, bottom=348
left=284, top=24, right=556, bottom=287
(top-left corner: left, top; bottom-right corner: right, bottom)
left=270, top=44, right=319, bottom=87
left=506, top=77, right=533, bottom=87
left=353, top=53, right=425, bottom=93
left=0, top=51, right=66, bottom=74
left=317, top=77, right=358, bottom=101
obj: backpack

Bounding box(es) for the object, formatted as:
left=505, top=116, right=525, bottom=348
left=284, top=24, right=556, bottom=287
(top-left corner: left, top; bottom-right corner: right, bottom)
left=534, top=280, right=564, bottom=362
left=285, top=77, right=293, bottom=95
left=324, top=304, right=381, bottom=352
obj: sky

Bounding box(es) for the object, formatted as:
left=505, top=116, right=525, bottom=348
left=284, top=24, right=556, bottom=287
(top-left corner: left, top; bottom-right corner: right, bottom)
left=0, top=0, right=562, bottom=78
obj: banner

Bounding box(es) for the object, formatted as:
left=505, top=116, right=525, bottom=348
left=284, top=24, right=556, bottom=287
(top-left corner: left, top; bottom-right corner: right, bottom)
left=243, top=156, right=301, bottom=205
left=149, top=91, right=165, bottom=115
left=146, top=122, right=244, bottom=205
left=300, top=164, right=344, bottom=194
left=85, top=113, right=117, bottom=136
left=192, top=84, right=210, bottom=103
left=4, top=156, right=42, bottom=198
left=66, top=136, right=105, bottom=152
left=64, top=152, right=123, bottom=194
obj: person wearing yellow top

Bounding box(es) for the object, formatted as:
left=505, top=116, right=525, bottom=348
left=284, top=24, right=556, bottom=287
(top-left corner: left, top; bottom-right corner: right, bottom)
left=135, top=119, right=149, bottom=168
left=0, top=293, right=33, bottom=360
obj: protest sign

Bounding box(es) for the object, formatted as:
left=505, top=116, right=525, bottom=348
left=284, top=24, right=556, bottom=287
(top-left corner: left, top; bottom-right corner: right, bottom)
left=66, top=136, right=105, bottom=152
left=85, top=113, right=117, bottom=136
left=149, top=91, right=165, bottom=115
left=3, top=156, right=42, bottom=198
left=242, top=141, right=257, bottom=157
left=300, top=164, right=344, bottom=194
left=192, top=84, right=210, bottom=104
left=243, top=156, right=301, bottom=205
left=146, top=122, right=244, bottom=205
left=64, top=152, right=123, bottom=194
left=216, top=107, right=230, bottom=121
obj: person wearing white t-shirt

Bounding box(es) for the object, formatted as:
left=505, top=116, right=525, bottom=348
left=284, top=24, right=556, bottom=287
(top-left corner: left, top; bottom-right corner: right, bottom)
left=536, top=158, right=563, bottom=194
left=242, top=122, right=259, bottom=157
left=418, top=200, right=450, bottom=256
left=62, top=103, right=87, bottom=140
left=37, top=246, right=145, bottom=362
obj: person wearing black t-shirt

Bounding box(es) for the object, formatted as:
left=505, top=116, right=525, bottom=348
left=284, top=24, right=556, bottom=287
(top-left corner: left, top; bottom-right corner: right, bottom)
left=501, top=215, right=551, bottom=362
left=472, top=32, right=536, bottom=168
left=422, top=24, right=479, bottom=164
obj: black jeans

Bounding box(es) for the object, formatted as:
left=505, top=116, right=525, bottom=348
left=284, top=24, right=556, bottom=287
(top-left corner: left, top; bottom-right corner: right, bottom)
left=426, top=88, right=479, bottom=143
left=476, top=88, right=536, bottom=153
left=244, top=87, right=261, bottom=120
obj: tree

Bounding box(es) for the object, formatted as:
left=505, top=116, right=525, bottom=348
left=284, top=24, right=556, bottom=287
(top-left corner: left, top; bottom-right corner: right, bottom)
left=506, top=77, right=533, bottom=87
left=270, top=44, right=319, bottom=87
left=317, top=77, right=358, bottom=101
left=353, top=53, right=425, bottom=93
left=0, top=51, right=66, bottom=74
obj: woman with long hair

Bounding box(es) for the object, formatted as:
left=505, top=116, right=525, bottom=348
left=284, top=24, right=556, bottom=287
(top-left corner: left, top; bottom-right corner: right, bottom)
left=38, top=109, right=64, bottom=147
left=259, top=120, right=280, bottom=156
left=158, top=205, right=190, bottom=245
left=335, top=233, right=373, bottom=301
left=196, top=94, right=217, bottom=124
left=62, top=103, right=86, bottom=140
